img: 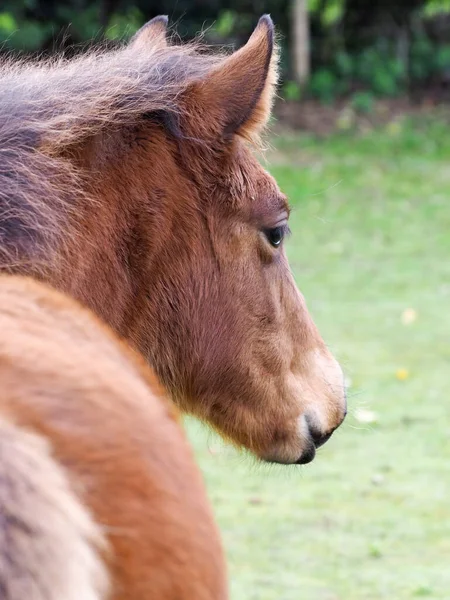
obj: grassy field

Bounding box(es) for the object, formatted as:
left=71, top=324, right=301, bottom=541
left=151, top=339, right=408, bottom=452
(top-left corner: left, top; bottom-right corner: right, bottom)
left=185, top=115, right=450, bottom=599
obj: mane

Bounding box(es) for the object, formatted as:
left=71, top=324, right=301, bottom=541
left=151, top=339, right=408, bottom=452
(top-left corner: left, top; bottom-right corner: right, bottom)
left=0, top=40, right=224, bottom=275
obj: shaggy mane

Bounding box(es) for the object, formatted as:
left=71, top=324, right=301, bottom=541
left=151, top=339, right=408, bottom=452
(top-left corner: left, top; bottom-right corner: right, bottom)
left=0, top=40, right=224, bottom=274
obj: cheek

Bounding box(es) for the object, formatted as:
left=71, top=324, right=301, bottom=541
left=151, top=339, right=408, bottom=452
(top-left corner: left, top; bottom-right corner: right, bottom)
left=254, top=251, right=292, bottom=324
left=195, top=221, right=283, bottom=351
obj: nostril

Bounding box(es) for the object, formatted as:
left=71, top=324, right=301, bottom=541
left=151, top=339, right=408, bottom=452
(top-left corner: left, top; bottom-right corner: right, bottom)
left=310, top=429, right=333, bottom=448
left=308, top=424, right=339, bottom=448
left=304, top=415, right=339, bottom=449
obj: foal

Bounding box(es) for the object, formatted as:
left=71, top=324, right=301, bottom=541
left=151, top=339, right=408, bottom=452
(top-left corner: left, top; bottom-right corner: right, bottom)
left=0, top=15, right=345, bottom=462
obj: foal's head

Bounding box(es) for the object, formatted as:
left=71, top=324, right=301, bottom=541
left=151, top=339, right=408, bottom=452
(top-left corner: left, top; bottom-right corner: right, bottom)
left=105, top=16, right=347, bottom=464
left=71, top=16, right=346, bottom=463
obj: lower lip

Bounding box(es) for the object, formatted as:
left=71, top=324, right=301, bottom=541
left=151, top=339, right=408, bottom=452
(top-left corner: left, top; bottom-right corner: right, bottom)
left=295, top=442, right=316, bottom=465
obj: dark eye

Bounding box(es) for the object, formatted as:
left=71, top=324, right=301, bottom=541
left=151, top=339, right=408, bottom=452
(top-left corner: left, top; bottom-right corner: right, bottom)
left=265, top=226, right=285, bottom=248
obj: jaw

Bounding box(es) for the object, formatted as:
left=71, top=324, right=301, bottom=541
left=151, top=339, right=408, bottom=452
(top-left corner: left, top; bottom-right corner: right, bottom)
left=262, top=443, right=316, bottom=465
left=195, top=403, right=321, bottom=466
left=193, top=355, right=347, bottom=465
left=165, top=331, right=347, bottom=465
left=258, top=413, right=312, bottom=465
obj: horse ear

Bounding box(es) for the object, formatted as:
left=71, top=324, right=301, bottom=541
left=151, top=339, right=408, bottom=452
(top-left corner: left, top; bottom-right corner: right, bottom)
left=129, top=16, right=169, bottom=51
left=194, top=15, right=278, bottom=140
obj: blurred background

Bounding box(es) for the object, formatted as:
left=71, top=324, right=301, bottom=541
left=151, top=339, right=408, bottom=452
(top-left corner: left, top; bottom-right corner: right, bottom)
left=3, top=1, right=450, bottom=598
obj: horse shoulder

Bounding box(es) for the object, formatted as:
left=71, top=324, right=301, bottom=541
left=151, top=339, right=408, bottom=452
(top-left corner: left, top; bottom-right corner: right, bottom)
left=0, top=275, right=227, bottom=600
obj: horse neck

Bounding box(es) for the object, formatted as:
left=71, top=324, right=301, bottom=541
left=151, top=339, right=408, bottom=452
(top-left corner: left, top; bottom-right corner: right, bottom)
left=55, top=159, right=148, bottom=335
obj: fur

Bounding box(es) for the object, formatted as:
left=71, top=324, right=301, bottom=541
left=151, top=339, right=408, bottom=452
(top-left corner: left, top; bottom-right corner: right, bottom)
left=0, top=275, right=227, bottom=599
left=0, top=417, right=108, bottom=600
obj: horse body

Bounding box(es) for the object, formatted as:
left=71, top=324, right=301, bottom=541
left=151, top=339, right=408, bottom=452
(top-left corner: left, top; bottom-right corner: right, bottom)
left=0, top=275, right=226, bottom=599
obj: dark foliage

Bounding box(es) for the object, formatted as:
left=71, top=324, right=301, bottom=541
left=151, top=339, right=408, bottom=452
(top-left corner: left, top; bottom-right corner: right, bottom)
left=1, top=1, right=450, bottom=101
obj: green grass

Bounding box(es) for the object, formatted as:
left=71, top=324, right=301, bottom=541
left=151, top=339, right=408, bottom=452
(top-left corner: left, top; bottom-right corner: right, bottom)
left=185, top=116, right=450, bottom=599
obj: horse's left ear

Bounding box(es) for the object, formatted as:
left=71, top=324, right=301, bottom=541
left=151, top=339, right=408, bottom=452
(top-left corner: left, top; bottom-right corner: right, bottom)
left=193, top=15, right=278, bottom=140
left=129, top=15, right=169, bottom=51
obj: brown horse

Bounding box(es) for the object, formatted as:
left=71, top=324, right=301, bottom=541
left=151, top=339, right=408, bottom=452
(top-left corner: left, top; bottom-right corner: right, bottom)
left=0, top=15, right=345, bottom=464
left=0, top=275, right=227, bottom=599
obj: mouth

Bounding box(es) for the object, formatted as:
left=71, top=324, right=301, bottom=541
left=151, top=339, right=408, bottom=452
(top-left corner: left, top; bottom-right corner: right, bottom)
left=295, top=418, right=338, bottom=465
left=294, top=432, right=333, bottom=464
left=263, top=419, right=339, bottom=466
left=295, top=437, right=316, bottom=464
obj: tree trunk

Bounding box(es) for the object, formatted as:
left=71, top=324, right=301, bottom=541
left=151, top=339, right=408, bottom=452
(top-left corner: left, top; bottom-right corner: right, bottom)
left=292, top=0, right=310, bottom=84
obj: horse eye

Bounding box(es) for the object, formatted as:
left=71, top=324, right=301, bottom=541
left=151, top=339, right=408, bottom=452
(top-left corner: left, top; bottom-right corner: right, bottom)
left=265, top=226, right=285, bottom=248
